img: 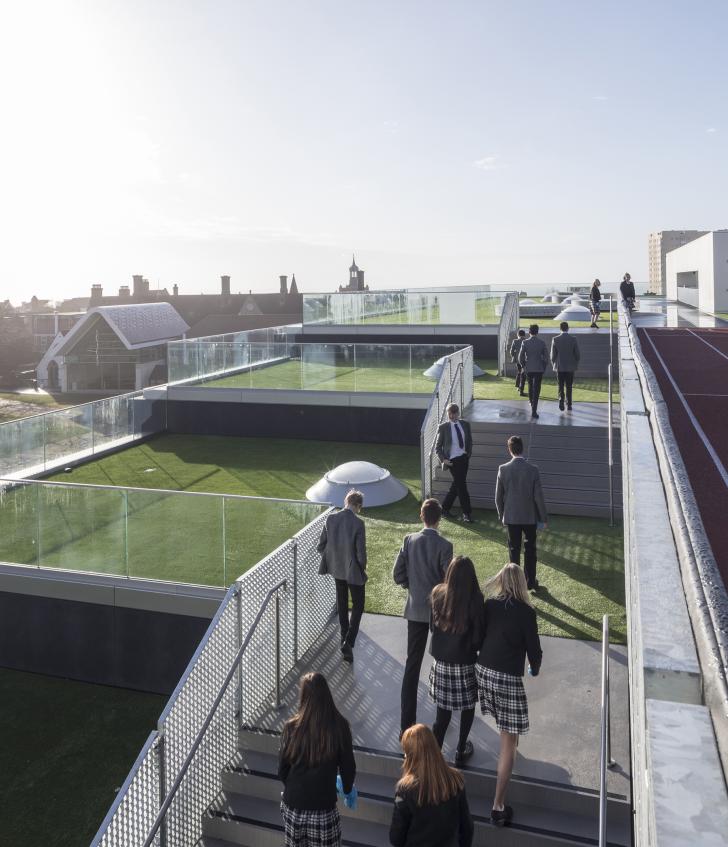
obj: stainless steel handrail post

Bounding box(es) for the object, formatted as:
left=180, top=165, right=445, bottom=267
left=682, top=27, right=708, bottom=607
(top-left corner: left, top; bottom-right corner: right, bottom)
left=275, top=592, right=282, bottom=709
left=235, top=583, right=243, bottom=728
left=292, top=540, right=299, bottom=662
left=599, top=613, right=615, bottom=847
left=608, top=363, right=614, bottom=527
left=157, top=732, right=167, bottom=847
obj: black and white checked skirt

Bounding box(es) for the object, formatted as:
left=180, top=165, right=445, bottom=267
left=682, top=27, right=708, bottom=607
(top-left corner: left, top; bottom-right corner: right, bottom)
left=428, top=660, right=477, bottom=711
left=475, top=664, right=530, bottom=735
left=280, top=802, right=342, bottom=847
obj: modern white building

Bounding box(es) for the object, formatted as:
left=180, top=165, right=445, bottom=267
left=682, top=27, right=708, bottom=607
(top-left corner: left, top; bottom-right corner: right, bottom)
left=665, top=230, right=728, bottom=313
left=648, top=230, right=708, bottom=295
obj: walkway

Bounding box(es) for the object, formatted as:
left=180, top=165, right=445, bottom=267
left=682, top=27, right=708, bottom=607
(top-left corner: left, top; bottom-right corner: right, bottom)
left=251, top=612, right=630, bottom=797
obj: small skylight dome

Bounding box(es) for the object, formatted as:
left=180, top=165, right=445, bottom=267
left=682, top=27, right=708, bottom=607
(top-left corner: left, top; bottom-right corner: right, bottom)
left=306, top=461, right=409, bottom=507
left=519, top=298, right=537, bottom=305
left=554, top=305, right=592, bottom=321
left=542, top=293, right=561, bottom=303
left=562, top=294, right=586, bottom=304
left=423, top=356, right=485, bottom=380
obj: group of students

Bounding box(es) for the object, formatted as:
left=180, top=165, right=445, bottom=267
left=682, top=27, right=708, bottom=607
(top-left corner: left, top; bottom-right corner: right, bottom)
left=589, top=273, right=635, bottom=326
left=281, top=496, right=543, bottom=846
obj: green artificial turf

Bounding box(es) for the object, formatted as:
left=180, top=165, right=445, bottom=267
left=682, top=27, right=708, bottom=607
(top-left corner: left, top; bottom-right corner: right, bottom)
left=43, top=434, right=625, bottom=643
left=0, top=668, right=165, bottom=847
left=474, top=360, right=619, bottom=404
left=198, top=355, right=617, bottom=404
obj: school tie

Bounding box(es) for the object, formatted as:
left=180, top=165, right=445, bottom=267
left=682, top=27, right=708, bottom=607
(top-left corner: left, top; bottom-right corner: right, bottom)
left=455, top=423, right=464, bottom=449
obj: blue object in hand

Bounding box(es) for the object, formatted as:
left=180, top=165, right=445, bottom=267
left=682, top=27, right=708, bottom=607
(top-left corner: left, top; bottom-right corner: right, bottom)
left=528, top=665, right=539, bottom=677
left=336, top=775, right=358, bottom=810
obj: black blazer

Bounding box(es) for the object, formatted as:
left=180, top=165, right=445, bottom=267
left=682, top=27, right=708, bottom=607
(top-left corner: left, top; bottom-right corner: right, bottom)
left=389, top=786, right=474, bottom=847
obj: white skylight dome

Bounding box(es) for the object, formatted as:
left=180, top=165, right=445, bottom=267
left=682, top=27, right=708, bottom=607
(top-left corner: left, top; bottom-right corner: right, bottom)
left=562, top=294, right=586, bottom=304
left=306, top=461, right=409, bottom=507
left=542, top=293, right=561, bottom=303
left=423, top=356, right=485, bottom=379
left=554, top=305, right=592, bottom=321
left=519, top=298, right=537, bottom=305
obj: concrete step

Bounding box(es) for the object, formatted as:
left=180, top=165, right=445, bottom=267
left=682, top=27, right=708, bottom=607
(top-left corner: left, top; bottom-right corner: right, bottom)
left=203, top=730, right=631, bottom=847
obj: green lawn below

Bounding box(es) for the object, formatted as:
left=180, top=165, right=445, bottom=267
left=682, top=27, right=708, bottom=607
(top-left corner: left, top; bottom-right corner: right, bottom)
left=0, top=668, right=165, bottom=847
left=44, top=434, right=626, bottom=643
left=474, top=360, right=619, bottom=404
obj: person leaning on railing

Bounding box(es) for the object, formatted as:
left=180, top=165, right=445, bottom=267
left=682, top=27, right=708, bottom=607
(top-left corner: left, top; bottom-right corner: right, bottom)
left=389, top=724, right=474, bottom=847
left=278, top=672, right=357, bottom=847
left=475, top=563, right=542, bottom=827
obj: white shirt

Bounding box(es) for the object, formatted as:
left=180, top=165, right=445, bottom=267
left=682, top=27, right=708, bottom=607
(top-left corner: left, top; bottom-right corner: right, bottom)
left=449, top=421, right=466, bottom=459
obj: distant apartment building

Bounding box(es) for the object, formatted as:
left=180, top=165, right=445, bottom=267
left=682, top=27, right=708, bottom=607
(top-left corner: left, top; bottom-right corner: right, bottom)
left=22, top=312, right=84, bottom=353
left=648, top=230, right=708, bottom=294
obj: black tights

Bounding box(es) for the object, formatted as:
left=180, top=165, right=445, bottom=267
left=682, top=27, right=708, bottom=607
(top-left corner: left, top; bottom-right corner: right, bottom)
left=432, top=706, right=475, bottom=752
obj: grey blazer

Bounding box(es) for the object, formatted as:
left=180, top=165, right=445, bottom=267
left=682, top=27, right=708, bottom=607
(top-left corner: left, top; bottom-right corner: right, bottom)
left=550, top=333, right=580, bottom=373
left=518, top=336, right=549, bottom=373
left=435, top=419, right=473, bottom=463
left=317, top=508, right=367, bottom=585
left=495, top=457, right=547, bottom=526
left=392, top=528, right=453, bottom=622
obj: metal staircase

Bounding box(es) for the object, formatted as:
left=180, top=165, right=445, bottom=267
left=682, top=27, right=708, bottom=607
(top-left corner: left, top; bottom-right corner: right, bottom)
left=201, top=727, right=631, bottom=847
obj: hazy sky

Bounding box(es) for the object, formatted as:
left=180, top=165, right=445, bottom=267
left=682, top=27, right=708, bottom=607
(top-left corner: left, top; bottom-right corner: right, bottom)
left=1, top=0, right=726, bottom=303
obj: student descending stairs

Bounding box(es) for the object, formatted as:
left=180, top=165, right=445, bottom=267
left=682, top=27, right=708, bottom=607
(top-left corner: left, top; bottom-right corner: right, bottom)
left=431, top=412, right=622, bottom=519
left=200, top=725, right=631, bottom=846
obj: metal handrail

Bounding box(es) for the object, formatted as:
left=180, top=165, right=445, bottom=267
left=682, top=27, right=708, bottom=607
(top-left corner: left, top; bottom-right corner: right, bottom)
left=607, top=361, right=614, bottom=527
left=0, top=475, right=329, bottom=505
left=599, top=614, right=615, bottom=847
left=427, top=360, right=464, bottom=493
left=143, top=579, right=288, bottom=847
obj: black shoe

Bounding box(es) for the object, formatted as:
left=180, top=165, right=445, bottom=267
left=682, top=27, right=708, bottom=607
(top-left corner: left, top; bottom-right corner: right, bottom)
left=442, top=510, right=455, bottom=519
left=519, top=392, right=527, bottom=397
left=460, top=514, right=474, bottom=524
left=567, top=405, right=572, bottom=411
left=341, top=644, right=354, bottom=663
left=490, top=805, right=513, bottom=827
left=531, top=412, right=539, bottom=419
left=558, top=398, right=564, bottom=411
left=527, top=580, right=540, bottom=592
left=454, top=740, right=474, bottom=765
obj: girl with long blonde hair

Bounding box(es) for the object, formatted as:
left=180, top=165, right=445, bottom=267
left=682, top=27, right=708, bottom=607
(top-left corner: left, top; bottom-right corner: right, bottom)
left=475, top=563, right=542, bottom=827
left=389, top=724, right=473, bottom=846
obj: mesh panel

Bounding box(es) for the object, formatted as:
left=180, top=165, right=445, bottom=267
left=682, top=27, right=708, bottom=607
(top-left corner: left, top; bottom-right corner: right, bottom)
left=497, top=292, right=519, bottom=375
left=93, top=732, right=161, bottom=847
left=294, top=509, right=337, bottom=658
left=94, top=508, right=337, bottom=847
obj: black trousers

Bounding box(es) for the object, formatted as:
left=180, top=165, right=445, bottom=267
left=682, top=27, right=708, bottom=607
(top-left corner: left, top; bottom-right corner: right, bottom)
left=557, top=371, right=574, bottom=407
left=335, top=579, right=365, bottom=648
left=514, top=362, right=526, bottom=391
left=526, top=372, right=543, bottom=414
left=441, top=455, right=471, bottom=516
left=506, top=523, right=538, bottom=588
left=400, top=620, right=429, bottom=733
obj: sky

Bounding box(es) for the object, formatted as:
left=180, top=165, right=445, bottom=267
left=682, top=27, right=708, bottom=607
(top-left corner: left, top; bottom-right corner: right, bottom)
left=0, top=0, right=726, bottom=303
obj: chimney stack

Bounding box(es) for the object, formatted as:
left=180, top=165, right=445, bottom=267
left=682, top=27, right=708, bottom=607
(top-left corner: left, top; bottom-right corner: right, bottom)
left=221, top=275, right=231, bottom=296
left=132, top=274, right=145, bottom=297
left=91, top=284, right=103, bottom=302
left=279, top=274, right=288, bottom=295
left=357, top=270, right=365, bottom=290
left=119, top=285, right=130, bottom=298
left=172, top=284, right=179, bottom=296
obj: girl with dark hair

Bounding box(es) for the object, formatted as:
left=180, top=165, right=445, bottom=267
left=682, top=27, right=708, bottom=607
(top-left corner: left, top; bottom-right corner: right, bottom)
left=278, top=672, right=356, bottom=847
left=389, top=724, right=473, bottom=847
left=428, top=556, right=485, bottom=765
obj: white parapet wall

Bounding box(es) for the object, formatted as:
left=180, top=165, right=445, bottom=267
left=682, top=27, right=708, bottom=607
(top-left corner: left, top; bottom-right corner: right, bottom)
left=665, top=230, right=728, bottom=314
left=619, top=304, right=728, bottom=846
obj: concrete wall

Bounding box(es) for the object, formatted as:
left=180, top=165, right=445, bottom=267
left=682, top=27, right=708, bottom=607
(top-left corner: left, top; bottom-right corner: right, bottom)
left=0, top=565, right=222, bottom=694
left=666, top=231, right=728, bottom=313
left=619, top=304, right=728, bottom=846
